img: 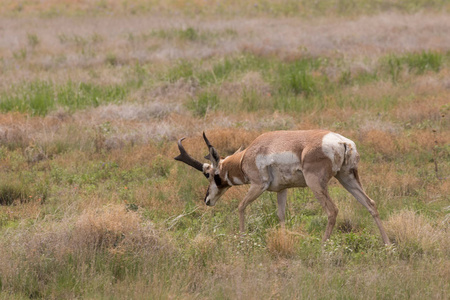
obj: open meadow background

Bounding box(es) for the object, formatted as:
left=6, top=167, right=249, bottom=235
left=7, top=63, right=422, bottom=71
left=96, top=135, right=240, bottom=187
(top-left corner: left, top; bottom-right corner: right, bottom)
left=0, top=0, right=449, bottom=298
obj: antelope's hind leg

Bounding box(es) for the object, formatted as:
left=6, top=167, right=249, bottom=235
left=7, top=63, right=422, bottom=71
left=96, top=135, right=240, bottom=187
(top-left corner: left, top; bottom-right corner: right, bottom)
left=336, top=169, right=390, bottom=245
left=304, top=169, right=338, bottom=242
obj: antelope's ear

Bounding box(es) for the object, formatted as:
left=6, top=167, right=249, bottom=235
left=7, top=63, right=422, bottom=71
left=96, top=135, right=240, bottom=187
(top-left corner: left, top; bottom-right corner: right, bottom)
left=208, top=146, right=220, bottom=168
left=203, top=132, right=220, bottom=168
left=233, top=146, right=244, bottom=155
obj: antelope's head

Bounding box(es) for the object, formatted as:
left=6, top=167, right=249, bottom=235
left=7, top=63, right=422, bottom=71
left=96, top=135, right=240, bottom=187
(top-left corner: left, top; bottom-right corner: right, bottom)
left=174, top=132, right=230, bottom=206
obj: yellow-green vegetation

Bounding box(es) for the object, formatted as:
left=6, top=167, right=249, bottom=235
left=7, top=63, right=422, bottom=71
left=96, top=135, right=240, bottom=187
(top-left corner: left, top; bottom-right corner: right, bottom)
left=0, top=1, right=449, bottom=299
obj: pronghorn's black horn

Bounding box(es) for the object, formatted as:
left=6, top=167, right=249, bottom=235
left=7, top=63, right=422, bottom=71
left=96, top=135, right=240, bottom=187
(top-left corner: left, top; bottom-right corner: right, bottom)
left=202, top=132, right=213, bottom=149
left=174, top=137, right=204, bottom=172
left=203, top=132, right=220, bottom=165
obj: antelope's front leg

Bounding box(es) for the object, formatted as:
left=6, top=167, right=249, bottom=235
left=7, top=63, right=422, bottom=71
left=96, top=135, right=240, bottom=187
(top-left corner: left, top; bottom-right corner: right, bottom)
left=238, top=184, right=266, bottom=232
left=277, top=189, right=288, bottom=228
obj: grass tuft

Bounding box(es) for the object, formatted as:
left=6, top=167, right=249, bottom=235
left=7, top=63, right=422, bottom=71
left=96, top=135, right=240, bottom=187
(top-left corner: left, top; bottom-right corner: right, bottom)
left=0, top=181, right=29, bottom=205
left=404, top=51, right=443, bottom=74
left=277, top=58, right=322, bottom=97
left=266, top=228, right=297, bottom=258
left=385, top=210, right=447, bottom=259
left=186, top=91, right=220, bottom=117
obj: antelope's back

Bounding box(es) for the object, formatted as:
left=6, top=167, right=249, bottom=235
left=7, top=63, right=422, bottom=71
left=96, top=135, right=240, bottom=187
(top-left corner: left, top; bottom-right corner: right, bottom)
left=245, top=130, right=330, bottom=156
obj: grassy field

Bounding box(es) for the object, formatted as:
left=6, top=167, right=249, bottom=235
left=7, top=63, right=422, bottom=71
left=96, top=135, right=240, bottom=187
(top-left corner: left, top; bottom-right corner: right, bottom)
left=0, top=1, right=449, bottom=299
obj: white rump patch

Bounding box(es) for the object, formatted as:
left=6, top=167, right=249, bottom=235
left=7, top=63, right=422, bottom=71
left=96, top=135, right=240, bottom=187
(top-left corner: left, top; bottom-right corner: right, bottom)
left=322, top=132, right=356, bottom=174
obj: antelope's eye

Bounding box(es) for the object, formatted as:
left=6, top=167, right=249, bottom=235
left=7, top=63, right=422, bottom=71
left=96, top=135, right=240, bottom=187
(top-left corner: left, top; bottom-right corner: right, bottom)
left=204, top=173, right=210, bottom=179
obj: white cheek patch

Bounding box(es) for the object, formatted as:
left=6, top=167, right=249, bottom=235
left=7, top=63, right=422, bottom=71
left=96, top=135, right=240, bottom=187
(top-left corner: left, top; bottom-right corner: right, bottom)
left=208, top=182, right=219, bottom=197
left=206, top=181, right=229, bottom=206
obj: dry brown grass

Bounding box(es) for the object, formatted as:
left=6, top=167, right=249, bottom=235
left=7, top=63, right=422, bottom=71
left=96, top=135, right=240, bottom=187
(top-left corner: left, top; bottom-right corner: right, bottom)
left=2, top=219, right=166, bottom=299
left=191, top=233, right=217, bottom=261
left=394, top=93, right=449, bottom=125
left=407, top=130, right=449, bottom=152
left=359, top=161, right=422, bottom=194
left=385, top=210, right=449, bottom=258
left=266, top=228, right=299, bottom=258
left=361, top=129, right=397, bottom=157
left=0, top=204, right=173, bottom=289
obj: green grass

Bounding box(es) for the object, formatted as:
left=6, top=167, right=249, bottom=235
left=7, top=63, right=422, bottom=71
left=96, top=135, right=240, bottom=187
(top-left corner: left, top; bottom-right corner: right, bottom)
left=383, top=51, right=445, bottom=83
left=277, top=57, right=323, bottom=96
left=0, top=80, right=127, bottom=116
left=186, top=91, right=220, bottom=117
left=0, top=182, right=29, bottom=206
left=27, top=33, right=39, bottom=48
left=151, top=27, right=200, bottom=41
left=1, top=51, right=446, bottom=117
left=404, top=51, right=443, bottom=74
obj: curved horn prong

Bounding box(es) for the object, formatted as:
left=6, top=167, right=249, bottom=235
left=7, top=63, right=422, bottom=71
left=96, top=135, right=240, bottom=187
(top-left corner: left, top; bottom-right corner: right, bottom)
left=203, top=132, right=213, bottom=149
left=174, top=137, right=204, bottom=172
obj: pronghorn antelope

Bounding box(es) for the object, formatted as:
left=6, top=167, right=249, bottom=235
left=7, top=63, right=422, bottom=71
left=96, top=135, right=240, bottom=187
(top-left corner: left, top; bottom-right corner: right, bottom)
left=175, top=130, right=390, bottom=245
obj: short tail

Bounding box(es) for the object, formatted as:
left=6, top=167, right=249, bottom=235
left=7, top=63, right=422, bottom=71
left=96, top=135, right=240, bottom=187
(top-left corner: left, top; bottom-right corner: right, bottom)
left=342, top=142, right=359, bottom=167
left=351, top=168, right=363, bottom=189
left=342, top=142, right=363, bottom=188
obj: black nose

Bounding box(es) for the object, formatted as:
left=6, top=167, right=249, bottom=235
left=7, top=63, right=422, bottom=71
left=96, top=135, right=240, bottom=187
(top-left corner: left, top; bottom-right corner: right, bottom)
left=205, top=199, right=212, bottom=206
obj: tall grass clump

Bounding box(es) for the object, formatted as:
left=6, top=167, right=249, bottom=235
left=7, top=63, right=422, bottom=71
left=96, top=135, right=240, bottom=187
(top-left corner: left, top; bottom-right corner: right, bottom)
left=385, top=210, right=447, bottom=259
left=403, top=51, right=443, bottom=74
left=187, top=91, right=220, bottom=117
left=386, top=54, right=403, bottom=84
left=271, top=57, right=327, bottom=112
left=266, top=228, right=297, bottom=258
left=165, top=60, right=195, bottom=83
left=0, top=81, right=54, bottom=115
left=198, top=55, right=270, bottom=85
left=0, top=181, right=30, bottom=205
left=277, top=58, right=322, bottom=97
left=383, top=51, right=444, bottom=83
